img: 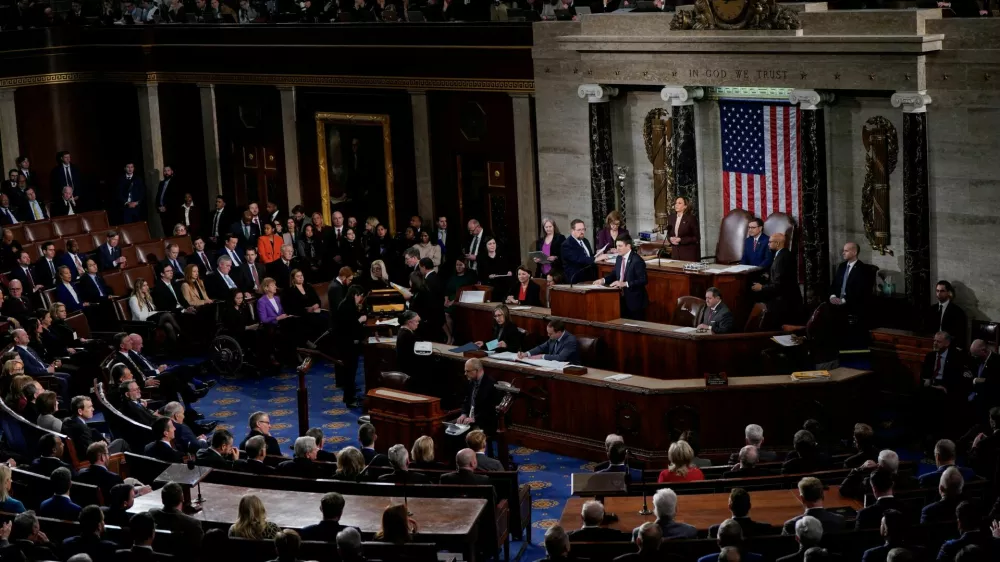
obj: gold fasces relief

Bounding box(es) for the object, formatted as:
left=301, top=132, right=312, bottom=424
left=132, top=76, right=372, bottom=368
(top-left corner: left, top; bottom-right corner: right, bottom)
left=861, top=116, right=898, bottom=257
left=642, top=108, right=673, bottom=232
left=670, top=0, right=800, bottom=31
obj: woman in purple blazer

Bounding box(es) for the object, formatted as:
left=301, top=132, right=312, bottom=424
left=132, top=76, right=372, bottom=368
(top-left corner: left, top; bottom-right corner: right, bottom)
left=595, top=210, right=630, bottom=254
left=257, top=277, right=290, bottom=325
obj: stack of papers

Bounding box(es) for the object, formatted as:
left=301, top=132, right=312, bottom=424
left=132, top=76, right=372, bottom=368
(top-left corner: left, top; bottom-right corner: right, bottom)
left=772, top=335, right=801, bottom=347
left=448, top=342, right=480, bottom=353
left=367, top=336, right=396, bottom=344
left=721, top=264, right=759, bottom=273
left=510, top=306, right=532, bottom=310
left=490, top=352, right=520, bottom=361
left=604, top=374, right=632, bottom=382
left=376, top=318, right=400, bottom=326
left=674, top=326, right=698, bottom=334
left=518, top=357, right=570, bottom=371
left=459, top=290, right=486, bottom=303
left=791, top=370, right=831, bottom=381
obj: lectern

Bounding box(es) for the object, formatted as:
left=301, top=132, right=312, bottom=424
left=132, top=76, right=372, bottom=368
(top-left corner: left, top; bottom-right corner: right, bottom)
left=154, top=463, right=211, bottom=514
left=366, top=388, right=454, bottom=455
left=549, top=285, right=621, bottom=322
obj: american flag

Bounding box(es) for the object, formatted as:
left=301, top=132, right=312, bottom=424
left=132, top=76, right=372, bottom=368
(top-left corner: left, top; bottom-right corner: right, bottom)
left=720, top=101, right=802, bottom=226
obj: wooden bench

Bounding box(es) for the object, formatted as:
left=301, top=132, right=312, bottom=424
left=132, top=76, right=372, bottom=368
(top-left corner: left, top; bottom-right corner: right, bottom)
left=0, top=394, right=85, bottom=469
left=11, top=466, right=102, bottom=508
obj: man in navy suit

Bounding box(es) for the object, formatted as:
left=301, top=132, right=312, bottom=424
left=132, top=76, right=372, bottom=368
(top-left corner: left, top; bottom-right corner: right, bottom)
left=59, top=239, right=87, bottom=282
left=61, top=505, right=119, bottom=561
left=918, top=439, right=976, bottom=488
left=118, top=163, right=145, bottom=224
left=13, top=328, right=69, bottom=400
left=76, top=442, right=129, bottom=505
left=189, top=237, right=215, bottom=276
left=593, top=234, right=648, bottom=320
left=937, top=501, right=994, bottom=561
left=561, top=219, right=605, bottom=284
left=18, top=188, right=48, bottom=222
left=854, top=467, right=905, bottom=530
left=830, top=241, right=873, bottom=310
left=32, top=242, right=59, bottom=288
left=358, top=423, right=389, bottom=467
left=596, top=441, right=642, bottom=483
left=98, top=231, right=127, bottom=271
left=50, top=151, right=84, bottom=206
left=521, top=319, right=581, bottom=364
left=920, top=466, right=965, bottom=525
left=143, top=417, right=185, bottom=463
left=9, top=251, right=42, bottom=297
left=741, top=218, right=773, bottom=270
left=231, top=211, right=260, bottom=253
left=38, top=467, right=82, bottom=521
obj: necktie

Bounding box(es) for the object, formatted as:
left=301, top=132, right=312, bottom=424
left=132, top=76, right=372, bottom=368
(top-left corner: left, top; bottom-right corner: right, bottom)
left=619, top=254, right=627, bottom=282
left=159, top=180, right=167, bottom=206
left=244, top=225, right=250, bottom=239
left=172, top=259, right=180, bottom=272
left=93, top=276, right=103, bottom=297
left=336, top=228, right=341, bottom=239
left=471, top=235, right=479, bottom=256
left=65, top=167, right=73, bottom=187
left=840, top=263, right=851, bottom=298
left=196, top=283, right=205, bottom=300
left=939, top=304, right=945, bottom=331
left=708, top=307, right=715, bottom=323
left=230, top=251, right=241, bottom=267
left=579, top=239, right=590, bottom=257
left=213, top=211, right=221, bottom=235
left=224, top=275, right=235, bottom=289
left=31, top=202, right=41, bottom=220
left=248, top=303, right=255, bottom=320
left=470, top=380, right=480, bottom=419
left=48, top=260, right=54, bottom=277
left=934, top=352, right=942, bottom=380
left=25, top=267, right=34, bottom=287
left=166, top=283, right=178, bottom=304
left=201, top=252, right=212, bottom=272
left=251, top=265, right=259, bottom=290
left=73, top=254, right=81, bottom=271
left=2, top=208, right=10, bottom=222
left=753, top=237, right=757, bottom=252
left=439, top=230, right=446, bottom=247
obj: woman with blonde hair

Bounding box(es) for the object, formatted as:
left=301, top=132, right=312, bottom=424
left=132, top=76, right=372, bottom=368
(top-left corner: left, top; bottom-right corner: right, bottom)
left=128, top=277, right=181, bottom=345
left=0, top=360, right=24, bottom=401
left=657, top=440, right=705, bottom=483
left=374, top=503, right=417, bottom=544
left=409, top=435, right=439, bottom=470
left=180, top=264, right=212, bottom=307
left=367, top=260, right=391, bottom=290
left=0, top=465, right=25, bottom=513
left=228, top=494, right=280, bottom=539
left=333, top=446, right=366, bottom=481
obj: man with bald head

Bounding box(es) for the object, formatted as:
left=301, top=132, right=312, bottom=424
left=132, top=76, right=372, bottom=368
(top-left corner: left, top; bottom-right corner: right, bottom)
left=830, top=241, right=875, bottom=347
left=441, top=448, right=492, bottom=491
left=751, top=232, right=801, bottom=328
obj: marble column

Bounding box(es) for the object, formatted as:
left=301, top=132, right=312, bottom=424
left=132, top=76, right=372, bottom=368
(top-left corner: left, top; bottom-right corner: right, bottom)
left=136, top=82, right=164, bottom=235
left=578, top=84, right=618, bottom=237
left=279, top=86, right=302, bottom=213
left=892, top=91, right=932, bottom=312
left=0, top=89, right=18, bottom=179
left=789, top=89, right=835, bottom=309
left=409, top=91, right=434, bottom=222
left=661, top=86, right=703, bottom=218
left=199, top=83, right=223, bottom=200
left=511, top=94, right=539, bottom=260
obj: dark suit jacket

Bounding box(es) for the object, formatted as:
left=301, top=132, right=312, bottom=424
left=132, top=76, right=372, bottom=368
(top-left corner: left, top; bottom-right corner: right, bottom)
left=143, top=440, right=184, bottom=463
left=195, top=447, right=237, bottom=470
left=39, top=494, right=82, bottom=520
left=699, top=302, right=735, bottom=334
left=567, top=526, right=631, bottom=542
left=79, top=273, right=113, bottom=302
left=759, top=248, right=801, bottom=326
left=782, top=507, right=846, bottom=536
left=708, top=516, right=776, bottom=539
left=62, top=533, right=119, bottom=561
left=561, top=236, right=596, bottom=284
left=115, top=545, right=170, bottom=562
left=277, top=457, right=328, bottom=479
left=831, top=260, right=873, bottom=314
left=665, top=212, right=700, bottom=262
left=50, top=164, right=83, bottom=199
left=921, top=347, right=966, bottom=395
left=970, top=429, right=1000, bottom=482
left=298, top=520, right=357, bottom=542
left=231, top=221, right=260, bottom=252
left=267, top=259, right=296, bottom=290
left=918, top=464, right=977, bottom=488
left=1, top=296, right=31, bottom=325
left=937, top=530, right=995, bottom=562
left=361, top=447, right=390, bottom=467
left=0, top=205, right=18, bottom=225
left=76, top=464, right=123, bottom=501
left=117, top=175, right=145, bottom=221
left=155, top=178, right=182, bottom=216
left=151, top=279, right=188, bottom=311
left=160, top=256, right=187, bottom=278
left=122, top=399, right=158, bottom=426
left=49, top=197, right=79, bottom=217
left=238, top=261, right=267, bottom=293
left=476, top=451, right=505, bottom=472
left=631, top=518, right=697, bottom=541
left=235, top=458, right=276, bottom=475
left=208, top=207, right=234, bottom=241
left=0, top=540, right=58, bottom=562
left=327, top=278, right=348, bottom=311
left=927, top=301, right=968, bottom=346
left=920, top=495, right=963, bottom=525
left=461, top=375, right=502, bottom=435
left=149, top=507, right=204, bottom=550
left=8, top=264, right=38, bottom=292
left=441, top=469, right=491, bottom=487
left=189, top=249, right=215, bottom=276
left=376, top=469, right=430, bottom=484
left=239, top=430, right=282, bottom=457
left=59, top=252, right=86, bottom=282
left=97, top=243, right=123, bottom=271
left=29, top=456, right=71, bottom=477
left=741, top=235, right=773, bottom=269
left=61, top=416, right=99, bottom=452
left=602, top=251, right=648, bottom=315
left=17, top=199, right=48, bottom=222
left=855, top=496, right=906, bottom=529
left=32, top=257, right=58, bottom=288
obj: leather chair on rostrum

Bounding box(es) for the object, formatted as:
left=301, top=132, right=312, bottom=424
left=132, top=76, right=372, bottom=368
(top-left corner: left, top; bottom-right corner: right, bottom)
left=710, top=208, right=752, bottom=263
left=672, top=296, right=706, bottom=328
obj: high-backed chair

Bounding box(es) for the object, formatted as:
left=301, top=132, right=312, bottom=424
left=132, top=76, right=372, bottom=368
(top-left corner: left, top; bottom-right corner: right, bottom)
left=671, top=296, right=706, bottom=328
left=313, top=282, right=330, bottom=311
left=79, top=211, right=109, bottom=232
left=8, top=224, right=25, bottom=243
left=577, top=336, right=600, bottom=367
left=744, top=302, right=768, bottom=333
left=123, top=264, right=156, bottom=292
left=120, top=222, right=151, bottom=245
left=104, top=271, right=127, bottom=297
left=165, top=235, right=194, bottom=256
left=64, top=233, right=96, bottom=254
left=51, top=216, right=84, bottom=237
left=136, top=241, right=166, bottom=264
left=764, top=212, right=795, bottom=251
left=23, top=221, right=55, bottom=243
left=532, top=278, right=549, bottom=307
left=712, top=208, right=752, bottom=264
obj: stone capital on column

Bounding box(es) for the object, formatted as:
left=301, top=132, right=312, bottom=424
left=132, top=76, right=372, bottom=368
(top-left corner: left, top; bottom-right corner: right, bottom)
left=891, top=91, right=932, bottom=114
left=788, top=90, right=835, bottom=111
left=578, top=84, right=618, bottom=103
left=660, top=86, right=704, bottom=107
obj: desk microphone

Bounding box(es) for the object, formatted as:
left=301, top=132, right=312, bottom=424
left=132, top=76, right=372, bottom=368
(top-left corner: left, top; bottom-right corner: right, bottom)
left=187, top=460, right=205, bottom=506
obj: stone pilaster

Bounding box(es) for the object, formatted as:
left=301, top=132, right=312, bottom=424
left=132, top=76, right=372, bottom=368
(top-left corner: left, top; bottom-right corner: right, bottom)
left=511, top=94, right=539, bottom=261
left=578, top=84, right=618, bottom=237
left=789, top=89, right=835, bottom=309
left=136, top=82, right=164, bottom=235
left=0, top=89, right=18, bottom=179
left=279, top=86, right=302, bottom=213
left=199, top=84, right=223, bottom=200
left=409, top=91, right=434, bottom=222
left=661, top=86, right=703, bottom=219
left=891, top=91, right=932, bottom=312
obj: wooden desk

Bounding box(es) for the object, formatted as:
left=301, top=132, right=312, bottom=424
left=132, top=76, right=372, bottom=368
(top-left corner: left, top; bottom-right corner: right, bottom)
left=560, top=487, right=861, bottom=532
left=549, top=285, right=621, bottom=322
left=869, top=328, right=934, bottom=388
left=364, top=341, right=876, bottom=462
left=597, top=257, right=758, bottom=326
left=453, top=302, right=783, bottom=379
left=130, top=482, right=485, bottom=559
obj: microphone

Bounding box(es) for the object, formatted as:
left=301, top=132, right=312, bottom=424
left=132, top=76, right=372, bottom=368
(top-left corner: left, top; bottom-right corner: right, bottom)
left=187, top=460, right=205, bottom=506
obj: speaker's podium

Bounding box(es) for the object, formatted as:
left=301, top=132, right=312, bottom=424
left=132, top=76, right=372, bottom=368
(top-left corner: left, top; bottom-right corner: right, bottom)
left=365, top=388, right=453, bottom=454
left=549, top=285, right=621, bottom=322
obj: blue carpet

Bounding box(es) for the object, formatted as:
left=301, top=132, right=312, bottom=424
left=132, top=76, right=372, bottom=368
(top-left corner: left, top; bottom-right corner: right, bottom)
left=192, top=357, right=563, bottom=561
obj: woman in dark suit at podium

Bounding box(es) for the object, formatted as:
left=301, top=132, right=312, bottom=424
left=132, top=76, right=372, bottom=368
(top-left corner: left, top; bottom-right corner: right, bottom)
left=475, top=304, right=523, bottom=353
left=665, top=196, right=700, bottom=262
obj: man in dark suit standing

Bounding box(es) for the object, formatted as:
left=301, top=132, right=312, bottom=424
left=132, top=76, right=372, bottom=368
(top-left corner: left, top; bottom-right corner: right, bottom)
left=118, top=163, right=145, bottom=224
left=464, top=218, right=490, bottom=276
left=751, top=233, right=800, bottom=329
left=16, top=155, right=37, bottom=188
left=208, top=195, right=233, bottom=248
left=567, top=500, right=631, bottom=542
left=562, top=219, right=605, bottom=284
left=49, top=186, right=80, bottom=217
left=434, top=216, right=459, bottom=279
left=829, top=242, right=875, bottom=348
left=593, top=234, right=647, bottom=320
left=457, top=358, right=502, bottom=436
left=927, top=280, right=968, bottom=348
left=327, top=267, right=353, bottom=312
left=149, top=482, right=204, bottom=555
left=698, top=287, right=735, bottom=334
left=741, top=218, right=773, bottom=269
left=49, top=151, right=84, bottom=205
left=154, top=166, right=180, bottom=236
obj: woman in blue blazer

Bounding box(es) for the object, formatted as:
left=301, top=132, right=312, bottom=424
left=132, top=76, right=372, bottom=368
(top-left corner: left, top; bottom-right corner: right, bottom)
left=54, top=266, right=85, bottom=313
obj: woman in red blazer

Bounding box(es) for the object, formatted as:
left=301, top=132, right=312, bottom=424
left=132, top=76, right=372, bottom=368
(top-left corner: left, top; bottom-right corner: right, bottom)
left=665, top=196, right=700, bottom=262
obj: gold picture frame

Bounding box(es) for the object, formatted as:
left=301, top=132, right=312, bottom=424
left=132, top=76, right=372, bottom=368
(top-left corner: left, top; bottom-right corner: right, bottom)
left=315, top=112, right=396, bottom=232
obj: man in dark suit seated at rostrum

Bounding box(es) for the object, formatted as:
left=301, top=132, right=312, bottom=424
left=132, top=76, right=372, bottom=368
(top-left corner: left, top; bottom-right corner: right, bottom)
left=781, top=430, right=828, bottom=475
left=567, top=499, right=630, bottom=542
left=277, top=436, right=326, bottom=479
left=741, top=217, right=773, bottom=270
left=751, top=232, right=800, bottom=329
left=520, top=319, right=581, bottom=364
left=698, top=286, right=735, bottom=334
left=376, top=444, right=429, bottom=484
left=708, top=488, right=777, bottom=539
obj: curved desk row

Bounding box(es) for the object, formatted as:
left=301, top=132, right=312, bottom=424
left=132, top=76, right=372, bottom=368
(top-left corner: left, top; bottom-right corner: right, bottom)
left=453, top=302, right=784, bottom=380
left=363, top=341, right=875, bottom=462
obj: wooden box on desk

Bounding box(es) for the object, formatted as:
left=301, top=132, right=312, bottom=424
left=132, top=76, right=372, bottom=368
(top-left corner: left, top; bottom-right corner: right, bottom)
left=549, top=285, right=620, bottom=322
left=365, top=388, right=453, bottom=454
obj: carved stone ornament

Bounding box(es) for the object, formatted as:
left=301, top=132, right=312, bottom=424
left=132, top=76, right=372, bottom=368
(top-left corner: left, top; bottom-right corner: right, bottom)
left=660, top=86, right=705, bottom=107
left=670, top=0, right=800, bottom=31
left=890, top=91, right=932, bottom=114
left=788, top=90, right=835, bottom=111
left=578, top=84, right=619, bottom=103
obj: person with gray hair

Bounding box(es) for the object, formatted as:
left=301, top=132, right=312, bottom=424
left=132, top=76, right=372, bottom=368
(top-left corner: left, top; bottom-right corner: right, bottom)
left=736, top=423, right=777, bottom=462
left=718, top=546, right=741, bottom=562
left=615, top=521, right=662, bottom=561
left=336, top=527, right=364, bottom=562
left=803, top=547, right=830, bottom=562
left=697, top=518, right=763, bottom=562
left=921, top=466, right=965, bottom=525
left=543, top=525, right=571, bottom=560
left=594, top=434, right=625, bottom=472
left=9, top=510, right=58, bottom=560
left=631, top=488, right=696, bottom=541
left=568, top=499, right=629, bottom=542
left=276, top=436, right=322, bottom=479
left=377, top=443, right=429, bottom=484
left=163, top=401, right=208, bottom=454
left=917, top=439, right=976, bottom=488
left=840, top=448, right=918, bottom=499
left=723, top=446, right=762, bottom=479
left=776, top=516, right=823, bottom=562
left=207, top=253, right=243, bottom=300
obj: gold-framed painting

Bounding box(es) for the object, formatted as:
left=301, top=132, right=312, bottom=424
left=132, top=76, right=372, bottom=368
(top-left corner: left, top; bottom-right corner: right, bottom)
left=315, top=112, right=396, bottom=233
